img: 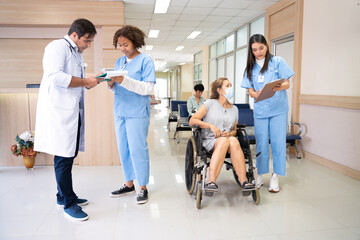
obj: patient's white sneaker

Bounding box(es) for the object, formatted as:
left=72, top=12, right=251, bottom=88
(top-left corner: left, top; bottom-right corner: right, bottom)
left=256, top=174, right=263, bottom=188
left=269, top=173, right=280, bottom=193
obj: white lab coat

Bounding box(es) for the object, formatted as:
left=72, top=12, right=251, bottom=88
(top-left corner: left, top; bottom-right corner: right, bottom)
left=34, top=35, right=85, bottom=158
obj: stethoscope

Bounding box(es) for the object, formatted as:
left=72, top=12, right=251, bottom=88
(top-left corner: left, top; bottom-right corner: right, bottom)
left=63, top=38, right=76, bottom=53
left=63, top=38, right=84, bottom=78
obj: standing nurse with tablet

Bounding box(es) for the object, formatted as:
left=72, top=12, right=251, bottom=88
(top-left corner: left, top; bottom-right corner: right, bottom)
left=241, top=34, right=294, bottom=193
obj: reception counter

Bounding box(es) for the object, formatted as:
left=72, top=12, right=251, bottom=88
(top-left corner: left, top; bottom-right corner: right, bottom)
left=0, top=86, right=120, bottom=167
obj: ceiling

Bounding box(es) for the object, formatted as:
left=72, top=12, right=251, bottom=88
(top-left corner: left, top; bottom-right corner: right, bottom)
left=121, top=0, right=279, bottom=71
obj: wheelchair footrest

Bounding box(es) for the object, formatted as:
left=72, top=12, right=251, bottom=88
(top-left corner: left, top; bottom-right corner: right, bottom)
left=204, top=191, right=214, bottom=197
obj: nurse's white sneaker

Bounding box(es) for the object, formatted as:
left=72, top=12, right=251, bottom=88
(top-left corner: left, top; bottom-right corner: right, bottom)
left=269, top=173, right=280, bottom=193
left=256, top=174, right=264, bottom=189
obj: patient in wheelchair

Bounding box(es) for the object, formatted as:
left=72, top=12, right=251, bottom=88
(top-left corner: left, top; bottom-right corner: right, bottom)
left=189, top=77, right=255, bottom=192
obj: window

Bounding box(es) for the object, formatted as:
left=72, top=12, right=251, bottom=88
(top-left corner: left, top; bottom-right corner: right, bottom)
left=217, top=39, right=225, bottom=56
left=206, top=16, right=264, bottom=104
left=210, top=44, right=216, bottom=59
left=194, top=51, right=202, bottom=81
left=237, top=26, right=247, bottom=48
left=225, top=34, right=235, bottom=53
left=250, top=16, right=265, bottom=37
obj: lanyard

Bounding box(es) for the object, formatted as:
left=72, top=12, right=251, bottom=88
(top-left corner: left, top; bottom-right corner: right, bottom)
left=120, top=59, right=127, bottom=71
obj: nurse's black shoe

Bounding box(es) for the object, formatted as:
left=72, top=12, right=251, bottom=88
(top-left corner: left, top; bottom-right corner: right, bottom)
left=110, top=184, right=135, bottom=197
left=136, top=189, right=148, bottom=204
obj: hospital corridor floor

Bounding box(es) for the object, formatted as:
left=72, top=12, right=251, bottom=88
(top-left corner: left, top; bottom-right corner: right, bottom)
left=1, top=103, right=360, bottom=240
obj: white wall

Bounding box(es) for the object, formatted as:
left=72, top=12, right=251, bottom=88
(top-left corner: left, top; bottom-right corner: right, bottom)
left=301, top=0, right=360, bottom=96
left=300, top=0, right=360, bottom=171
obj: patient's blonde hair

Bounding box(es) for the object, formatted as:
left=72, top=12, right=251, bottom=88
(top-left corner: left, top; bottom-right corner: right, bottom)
left=210, top=77, right=228, bottom=99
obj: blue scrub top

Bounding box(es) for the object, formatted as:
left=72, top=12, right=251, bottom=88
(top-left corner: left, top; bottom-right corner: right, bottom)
left=241, top=56, right=294, bottom=118
left=113, top=53, right=156, bottom=118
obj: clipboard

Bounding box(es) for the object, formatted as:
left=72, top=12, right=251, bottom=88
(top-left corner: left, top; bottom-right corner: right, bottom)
left=96, top=70, right=128, bottom=82
left=254, top=78, right=285, bottom=103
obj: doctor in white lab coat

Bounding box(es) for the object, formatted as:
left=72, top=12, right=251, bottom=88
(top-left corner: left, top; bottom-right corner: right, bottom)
left=34, top=19, right=100, bottom=221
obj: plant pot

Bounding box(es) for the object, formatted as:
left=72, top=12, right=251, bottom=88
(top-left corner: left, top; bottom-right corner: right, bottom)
left=23, top=156, right=35, bottom=168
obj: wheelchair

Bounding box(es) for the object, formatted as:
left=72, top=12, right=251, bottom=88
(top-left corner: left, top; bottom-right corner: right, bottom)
left=185, top=125, right=261, bottom=209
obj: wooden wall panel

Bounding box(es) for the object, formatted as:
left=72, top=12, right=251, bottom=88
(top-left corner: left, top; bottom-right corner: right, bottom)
left=0, top=0, right=124, bottom=166
left=0, top=39, right=94, bottom=88
left=79, top=83, right=120, bottom=166
left=181, top=92, right=192, bottom=101
left=268, top=3, right=296, bottom=40
left=299, top=95, right=360, bottom=110
left=28, top=93, right=54, bottom=165
left=103, top=50, right=123, bottom=69
left=266, top=0, right=303, bottom=125
left=0, top=0, right=124, bottom=26
left=102, top=26, right=123, bottom=50
left=0, top=94, right=30, bottom=166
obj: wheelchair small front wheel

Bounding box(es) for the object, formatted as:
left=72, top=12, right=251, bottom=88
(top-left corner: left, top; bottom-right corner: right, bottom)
left=185, top=137, right=197, bottom=194
left=252, top=188, right=260, bottom=205
left=196, top=182, right=202, bottom=209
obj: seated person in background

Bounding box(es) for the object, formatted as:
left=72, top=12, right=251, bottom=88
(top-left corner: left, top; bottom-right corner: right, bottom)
left=187, top=84, right=205, bottom=118
left=189, top=77, right=255, bottom=192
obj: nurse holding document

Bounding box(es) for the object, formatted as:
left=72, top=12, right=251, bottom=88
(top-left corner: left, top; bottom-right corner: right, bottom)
left=241, top=34, right=294, bottom=193
left=108, top=25, right=156, bottom=204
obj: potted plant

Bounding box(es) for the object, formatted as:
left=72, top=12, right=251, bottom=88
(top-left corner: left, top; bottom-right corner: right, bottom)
left=10, top=131, right=37, bottom=168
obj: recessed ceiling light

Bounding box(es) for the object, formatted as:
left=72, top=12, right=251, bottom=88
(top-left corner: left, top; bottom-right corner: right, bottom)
left=187, top=31, right=201, bottom=39
left=163, top=69, right=169, bottom=72
left=175, top=46, right=184, bottom=51
left=179, top=62, right=185, bottom=65
left=154, top=0, right=171, bottom=14
left=149, top=30, right=160, bottom=38
left=146, top=45, right=153, bottom=50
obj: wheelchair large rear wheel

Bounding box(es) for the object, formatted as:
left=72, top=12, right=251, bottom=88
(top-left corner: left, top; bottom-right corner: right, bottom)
left=185, top=136, right=197, bottom=194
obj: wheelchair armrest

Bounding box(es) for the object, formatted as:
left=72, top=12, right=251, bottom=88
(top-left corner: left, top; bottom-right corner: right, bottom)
left=190, top=125, right=200, bottom=129
left=237, top=124, right=247, bottom=129
left=290, top=121, right=303, bottom=136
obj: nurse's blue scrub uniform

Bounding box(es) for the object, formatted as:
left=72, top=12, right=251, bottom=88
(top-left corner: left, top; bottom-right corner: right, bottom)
left=113, top=53, right=156, bottom=186
left=241, top=56, right=294, bottom=176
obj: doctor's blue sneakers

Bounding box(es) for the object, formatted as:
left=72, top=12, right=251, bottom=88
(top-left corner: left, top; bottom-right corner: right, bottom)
left=64, top=204, right=89, bottom=221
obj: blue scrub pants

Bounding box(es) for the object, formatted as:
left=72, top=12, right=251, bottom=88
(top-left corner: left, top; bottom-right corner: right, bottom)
left=54, top=114, right=81, bottom=209
left=254, top=113, right=287, bottom=176
left=115, top=116, right=150, bottom=186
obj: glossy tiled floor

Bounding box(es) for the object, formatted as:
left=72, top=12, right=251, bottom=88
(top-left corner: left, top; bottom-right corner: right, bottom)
left=1, top=103, right=360, bottom=240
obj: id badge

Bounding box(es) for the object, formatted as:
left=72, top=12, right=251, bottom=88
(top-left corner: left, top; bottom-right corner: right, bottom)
left=258, top=75, right=264, bottom=83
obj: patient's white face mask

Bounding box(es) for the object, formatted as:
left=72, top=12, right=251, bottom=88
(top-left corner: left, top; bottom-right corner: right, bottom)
left=222, top=87, right=234, bottom=101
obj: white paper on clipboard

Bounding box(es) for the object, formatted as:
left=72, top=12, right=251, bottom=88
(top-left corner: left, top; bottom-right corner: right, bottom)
left=254, top=78, right=285, bottom=103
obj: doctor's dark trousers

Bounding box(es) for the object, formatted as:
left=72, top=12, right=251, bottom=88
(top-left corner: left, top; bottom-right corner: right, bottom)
left=54, top=115, right=81, bottom=209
